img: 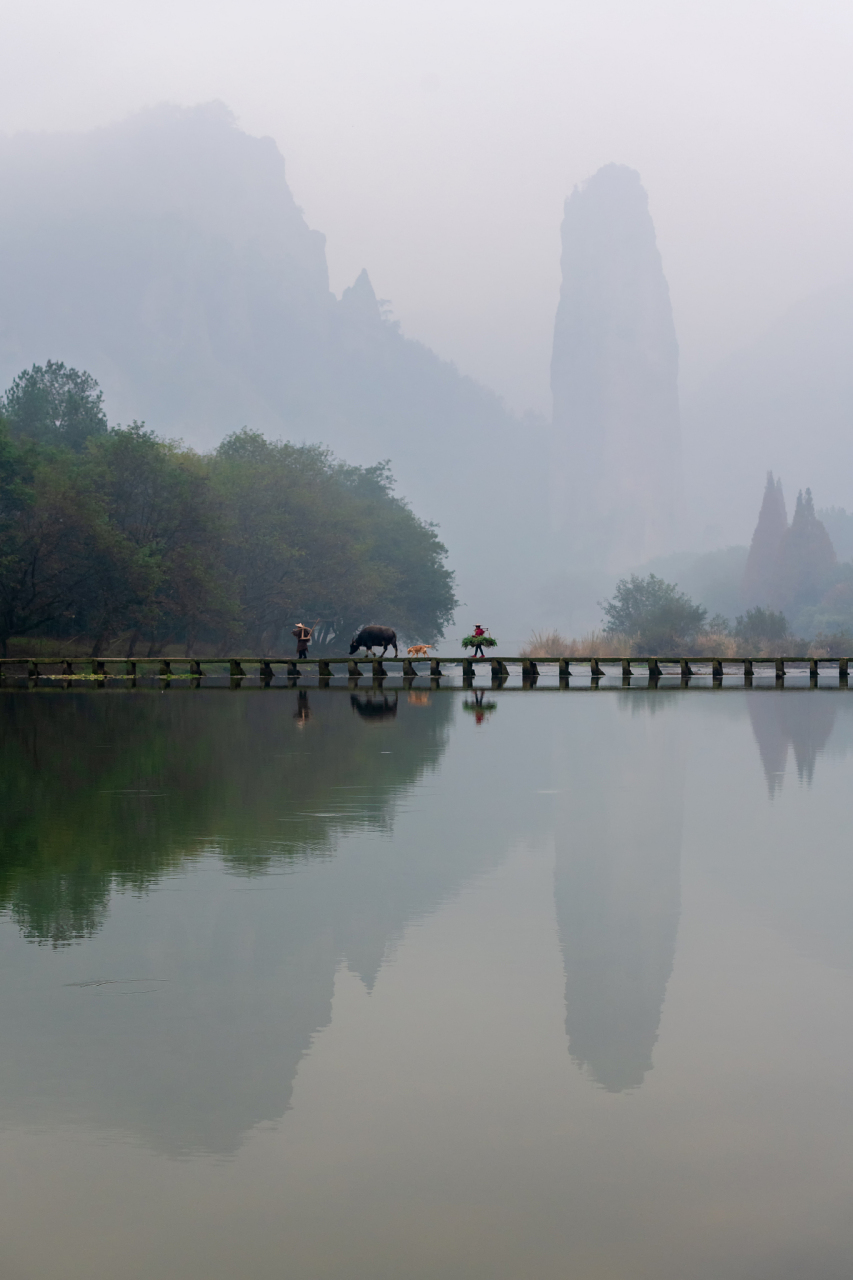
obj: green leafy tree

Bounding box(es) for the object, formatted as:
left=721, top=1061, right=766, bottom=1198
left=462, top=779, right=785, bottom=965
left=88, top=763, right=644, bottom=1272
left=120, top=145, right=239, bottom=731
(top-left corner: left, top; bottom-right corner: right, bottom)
left=706, top=613, right=732, bottom=635
left=1, top=361, right=108, bottom=452
left=210, top=431, right=455, bottom=651
left=87, top=425, right=238, bottom=654
left=0, top=424, right=135, bottom=656
left=601, top=573, right=706, bottom=654
left=0, top=365, right=456, bottom=655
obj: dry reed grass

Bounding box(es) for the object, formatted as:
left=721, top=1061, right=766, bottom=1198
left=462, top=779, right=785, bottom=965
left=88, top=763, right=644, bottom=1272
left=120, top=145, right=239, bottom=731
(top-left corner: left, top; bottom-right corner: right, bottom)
left=520, top=629, right=632, bottom=658
left=521, top=628, right=812, bottom=660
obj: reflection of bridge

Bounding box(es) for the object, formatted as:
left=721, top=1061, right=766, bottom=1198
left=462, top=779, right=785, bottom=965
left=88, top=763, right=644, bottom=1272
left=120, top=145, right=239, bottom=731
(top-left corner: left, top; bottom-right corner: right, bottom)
left=2, top=655, right=853, bottom=687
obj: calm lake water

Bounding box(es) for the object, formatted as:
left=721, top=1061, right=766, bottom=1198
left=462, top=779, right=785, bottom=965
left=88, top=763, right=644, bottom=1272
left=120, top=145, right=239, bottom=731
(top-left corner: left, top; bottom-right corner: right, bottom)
left=2, top=681, right=853, bottom=1279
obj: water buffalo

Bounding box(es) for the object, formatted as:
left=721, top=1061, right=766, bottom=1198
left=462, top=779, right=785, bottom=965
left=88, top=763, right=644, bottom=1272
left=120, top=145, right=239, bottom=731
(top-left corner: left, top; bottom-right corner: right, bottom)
left=349, top=625, right=398, bottom=657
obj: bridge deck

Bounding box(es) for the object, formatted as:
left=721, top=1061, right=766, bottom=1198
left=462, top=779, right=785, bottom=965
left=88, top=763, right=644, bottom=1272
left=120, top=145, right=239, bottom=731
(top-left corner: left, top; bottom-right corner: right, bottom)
left=0, top=655, right=849, bottom=688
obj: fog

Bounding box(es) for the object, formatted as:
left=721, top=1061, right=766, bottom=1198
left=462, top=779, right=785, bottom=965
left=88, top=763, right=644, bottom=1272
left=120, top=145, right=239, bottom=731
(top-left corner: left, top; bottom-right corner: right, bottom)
left=4, top=1, right=852, bottom=409
left=2, top=1, right=853, bottom=646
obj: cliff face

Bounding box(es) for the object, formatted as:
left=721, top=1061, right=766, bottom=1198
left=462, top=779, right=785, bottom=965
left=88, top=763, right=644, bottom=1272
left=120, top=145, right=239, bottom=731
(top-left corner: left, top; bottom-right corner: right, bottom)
left=0, top=103, right=333, bottom=441
left=550, top=164, right=682, bottom=569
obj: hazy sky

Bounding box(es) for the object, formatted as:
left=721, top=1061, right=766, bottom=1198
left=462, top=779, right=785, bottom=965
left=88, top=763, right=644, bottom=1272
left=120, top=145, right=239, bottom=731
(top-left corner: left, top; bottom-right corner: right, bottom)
left=2, top=0, right=851, bottom=415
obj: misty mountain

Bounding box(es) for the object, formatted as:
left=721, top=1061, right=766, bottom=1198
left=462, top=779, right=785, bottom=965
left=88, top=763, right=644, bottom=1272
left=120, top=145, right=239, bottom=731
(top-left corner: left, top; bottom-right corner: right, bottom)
left=0, top=102, right=548, bottom=647
left=683, top=282, right=853, bottom=548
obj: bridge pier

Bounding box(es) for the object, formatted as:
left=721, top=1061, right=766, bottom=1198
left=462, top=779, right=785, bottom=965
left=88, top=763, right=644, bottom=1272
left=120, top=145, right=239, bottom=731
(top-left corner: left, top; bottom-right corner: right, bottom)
left=712, top=658, right=723, bottom=683
left=841, top=658, right=849, bottom=686
left=776, top=659, right=785, bottom=685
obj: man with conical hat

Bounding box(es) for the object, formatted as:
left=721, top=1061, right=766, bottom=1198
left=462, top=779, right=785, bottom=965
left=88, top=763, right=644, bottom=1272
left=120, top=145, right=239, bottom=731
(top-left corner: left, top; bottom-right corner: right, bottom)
left=292, top=621, right=312, bottom=659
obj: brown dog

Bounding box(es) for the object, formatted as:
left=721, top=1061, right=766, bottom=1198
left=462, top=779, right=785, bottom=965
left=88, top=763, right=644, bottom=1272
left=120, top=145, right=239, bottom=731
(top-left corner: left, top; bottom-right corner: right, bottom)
left=407, top=645, right=434, bottom=657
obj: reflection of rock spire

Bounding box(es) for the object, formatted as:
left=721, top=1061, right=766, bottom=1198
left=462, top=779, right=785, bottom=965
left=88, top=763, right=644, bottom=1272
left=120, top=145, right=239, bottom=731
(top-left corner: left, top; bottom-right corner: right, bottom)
left=553, top=697, right=684, bottom=1091
left=747, top=693, right=837, bottom=795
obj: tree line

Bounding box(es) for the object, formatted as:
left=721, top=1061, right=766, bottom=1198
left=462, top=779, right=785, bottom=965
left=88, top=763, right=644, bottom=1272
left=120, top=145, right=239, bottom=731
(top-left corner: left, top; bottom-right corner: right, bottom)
left=0, top=362, right=456, bottom=656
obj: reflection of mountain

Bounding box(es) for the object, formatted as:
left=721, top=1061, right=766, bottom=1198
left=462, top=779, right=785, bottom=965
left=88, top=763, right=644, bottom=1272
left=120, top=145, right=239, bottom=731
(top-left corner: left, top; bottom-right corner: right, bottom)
left=554, top=695, right=684, bottom=1091
left=1, top=689, right=521, bottom=1154
left=747, top=691, right=837, bottom=795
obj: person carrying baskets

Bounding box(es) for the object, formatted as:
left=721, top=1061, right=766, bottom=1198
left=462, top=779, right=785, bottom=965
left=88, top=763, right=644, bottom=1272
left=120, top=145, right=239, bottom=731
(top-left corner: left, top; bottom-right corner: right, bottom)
left=292, top=620, right=317, bottom=659
left=462, top=624, right=497, bottom=658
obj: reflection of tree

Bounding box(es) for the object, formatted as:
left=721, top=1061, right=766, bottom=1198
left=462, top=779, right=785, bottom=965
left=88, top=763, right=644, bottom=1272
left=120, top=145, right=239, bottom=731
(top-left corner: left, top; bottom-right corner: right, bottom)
left=554, top=698, right=684, bottom=1091
left=747, top=692, right=837, bottom=795
left=0, top=689, right=447, bottom=946
left=0, top=689, right=476, bottom=1155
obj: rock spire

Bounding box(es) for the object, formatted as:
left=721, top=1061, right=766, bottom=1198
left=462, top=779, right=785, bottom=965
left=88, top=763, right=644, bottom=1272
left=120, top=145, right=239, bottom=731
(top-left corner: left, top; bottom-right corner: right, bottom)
left=741, top=471, right=788, bottom=606
left=550, top=164, right=682, bottom=568
left=774, top=488, right=837, bottom=613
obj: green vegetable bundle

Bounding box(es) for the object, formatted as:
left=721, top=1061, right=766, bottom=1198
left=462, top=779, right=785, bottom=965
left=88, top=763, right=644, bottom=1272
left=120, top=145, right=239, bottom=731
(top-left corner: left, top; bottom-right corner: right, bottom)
left=462, top=634, right=497, bottom=649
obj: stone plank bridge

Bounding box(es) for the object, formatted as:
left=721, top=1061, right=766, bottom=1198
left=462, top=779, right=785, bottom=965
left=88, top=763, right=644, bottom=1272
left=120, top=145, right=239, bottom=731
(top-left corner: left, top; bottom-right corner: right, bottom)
left=0, top=656, right=850, bottom=688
